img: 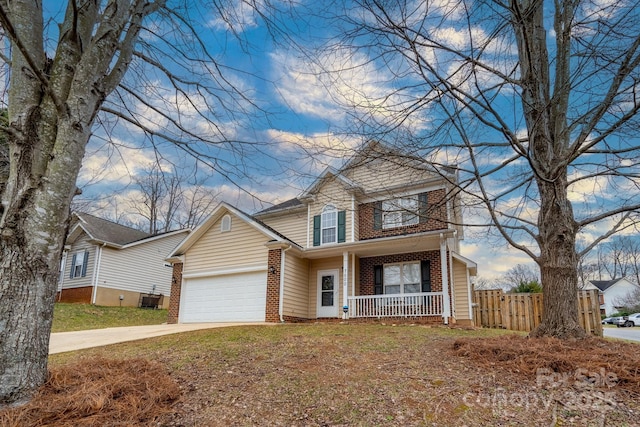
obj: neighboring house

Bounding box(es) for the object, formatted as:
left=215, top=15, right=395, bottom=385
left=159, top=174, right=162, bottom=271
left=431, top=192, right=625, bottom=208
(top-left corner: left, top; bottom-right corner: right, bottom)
left=166, top=141, right=477, bottom=325
left=58, top=212, right=189, bottom=308
left=584, top=278, right=639, bottom=315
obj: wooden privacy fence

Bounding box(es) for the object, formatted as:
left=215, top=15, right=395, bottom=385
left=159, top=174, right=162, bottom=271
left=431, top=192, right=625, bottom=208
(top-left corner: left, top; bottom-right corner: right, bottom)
left=473, top=289, right=603, bottom=336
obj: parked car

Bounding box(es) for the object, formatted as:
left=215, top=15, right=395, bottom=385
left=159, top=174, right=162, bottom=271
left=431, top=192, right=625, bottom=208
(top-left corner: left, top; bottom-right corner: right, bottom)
left=615, top=313, right=640, bottom=327
left=601, top=317, right=615, bottom=324
left=605, top=316, right=623, bottom=325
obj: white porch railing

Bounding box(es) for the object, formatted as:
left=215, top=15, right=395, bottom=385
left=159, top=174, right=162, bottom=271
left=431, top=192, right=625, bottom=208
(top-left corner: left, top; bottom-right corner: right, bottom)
left=347, top=292, right=444, bottom=318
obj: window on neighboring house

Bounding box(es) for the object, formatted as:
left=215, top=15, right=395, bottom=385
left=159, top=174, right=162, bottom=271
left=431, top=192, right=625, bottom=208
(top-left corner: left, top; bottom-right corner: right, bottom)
left=69, top=250, right=89, bottom=279
left=221, top=214, right=231, bottom=232
left=321, top=205, right=337, bottom=244
left=375, top=193, right=428, bottom=230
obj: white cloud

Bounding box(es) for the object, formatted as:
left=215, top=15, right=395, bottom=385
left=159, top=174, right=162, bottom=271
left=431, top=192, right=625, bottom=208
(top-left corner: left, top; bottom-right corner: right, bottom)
left=461, top=240, right=536, bottom=280
left=78, top=142, right=165, bottom=186
left=270, top=48, right=431, bottom=133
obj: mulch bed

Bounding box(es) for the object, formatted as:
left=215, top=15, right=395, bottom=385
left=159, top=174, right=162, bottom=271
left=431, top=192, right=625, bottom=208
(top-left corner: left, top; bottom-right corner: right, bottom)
left=0, top=358, right=180, bottom=427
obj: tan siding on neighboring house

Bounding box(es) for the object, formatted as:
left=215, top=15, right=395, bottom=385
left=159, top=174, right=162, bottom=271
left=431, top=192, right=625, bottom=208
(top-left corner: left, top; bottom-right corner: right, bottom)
left=282, top=253, right=310, bottom=319
left=60, top=235, right=95, bottom=289
left=261, top=210, right=307, bottom=246
left=452, top=259, right=471, bottom=321
left=94, top=287, right=143, bottom=308
left=184, top=212, right=269, bottom=273
left=97, top=232, right=187, bottom=298
left=308, top=257, right=343, bottom=318
left=344, top=157, right=436, bottom=195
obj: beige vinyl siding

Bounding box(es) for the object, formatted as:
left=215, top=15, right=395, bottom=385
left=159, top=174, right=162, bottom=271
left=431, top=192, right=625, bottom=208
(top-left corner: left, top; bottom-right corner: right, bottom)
left=261, top=210, right=307, bottom=246
left=97, top=232, right=187, bottom=297
left=308, top=178, right=354, bottom=246
left=344, top=157, right=437, bottom=195
left=60, top=235, right=95, bottom=289
left=184, top=212, right=269, bottom=273
left=94, top=287, right=143, bottom=308
left=282, top=253, right=310, bottom=319
left=308, top=257, right=344, bottom=318
left=452, top=258, right=471, bottom=320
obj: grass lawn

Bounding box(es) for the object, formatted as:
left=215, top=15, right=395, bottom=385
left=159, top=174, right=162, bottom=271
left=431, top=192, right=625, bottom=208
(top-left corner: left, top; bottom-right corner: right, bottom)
left=51, top=303, right=168, bottom=332
left=2, top=323, right=634, bottom=426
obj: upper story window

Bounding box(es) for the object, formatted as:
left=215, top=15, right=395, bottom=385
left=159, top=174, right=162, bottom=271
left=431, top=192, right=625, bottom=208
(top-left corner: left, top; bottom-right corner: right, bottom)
left=374, top=193, right=428, bottom=230
left=70, top=250, right=89, bottom=279
left=221, top=214, right=232, bottom=232
left=382, top=197, right=419, bottom=229
left=321, top=205, right=337, bottom=244
left=313, top=206, right=346, bottom=246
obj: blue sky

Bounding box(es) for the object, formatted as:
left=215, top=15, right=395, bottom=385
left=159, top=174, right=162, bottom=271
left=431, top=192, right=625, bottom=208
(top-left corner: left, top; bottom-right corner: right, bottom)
left=70, top=0, right=639, bottom=282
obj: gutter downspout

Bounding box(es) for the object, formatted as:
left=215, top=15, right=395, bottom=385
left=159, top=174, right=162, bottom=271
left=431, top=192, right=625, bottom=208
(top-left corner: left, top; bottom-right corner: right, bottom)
left=58, top=250, right=67, bottom=301
left=306, top=204, right=311, bottom=248
left=91, top=243, right=106, bottom=305
left=351, top=195, right=355, bottom=242
left=279, top=245, right=291, bottom=322
left=440, top=233, right=451, bottom=324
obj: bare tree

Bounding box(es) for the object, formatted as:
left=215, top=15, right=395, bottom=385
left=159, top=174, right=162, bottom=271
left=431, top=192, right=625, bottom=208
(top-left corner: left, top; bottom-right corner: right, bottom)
left=0, top=1, right=286, bottom=405
left=132, top=163, right=167, bottom=234
left=494, top=264, right=540, bottom=291
left=600, top=236, right=640, bottom=285
left=305, top=0, right=640, bottom=338
left=613, top=286, right=640, bottom=313
left=129, top=163, right=219, bottom=233
left=173, top=179, right=219, bottom=230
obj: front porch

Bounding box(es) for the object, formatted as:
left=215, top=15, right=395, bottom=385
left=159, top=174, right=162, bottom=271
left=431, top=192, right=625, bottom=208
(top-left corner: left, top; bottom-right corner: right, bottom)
left=348, top=292, right=444, bottom=318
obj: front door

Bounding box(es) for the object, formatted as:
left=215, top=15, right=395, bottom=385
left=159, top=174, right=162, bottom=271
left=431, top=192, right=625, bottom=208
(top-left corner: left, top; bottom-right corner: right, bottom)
left=317, top=269, right=339, bottom=318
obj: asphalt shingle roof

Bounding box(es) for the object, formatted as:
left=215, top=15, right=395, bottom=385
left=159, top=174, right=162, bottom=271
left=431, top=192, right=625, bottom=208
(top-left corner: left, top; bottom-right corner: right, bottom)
left=255, top=198, right=303, bottom=215
left=74, top=212, right=150, bottom=246
left=589, top=279, right=619, bottom=292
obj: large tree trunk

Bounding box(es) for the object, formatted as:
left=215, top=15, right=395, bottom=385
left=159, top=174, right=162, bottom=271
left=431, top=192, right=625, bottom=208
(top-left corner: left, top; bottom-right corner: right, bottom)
left=0, top=0, right=157, bottom=405
left=530, top=174, right=586, bottom=339
left=0, top=243, right=60, bottom=405
left=510, top=0, right=586, bottom=339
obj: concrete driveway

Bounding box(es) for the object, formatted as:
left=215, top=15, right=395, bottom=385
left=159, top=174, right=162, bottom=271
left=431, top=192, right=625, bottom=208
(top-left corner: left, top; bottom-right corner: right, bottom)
left=603, top=326, right=640, bottom=343
left=49, top=322, right=266, bottom=354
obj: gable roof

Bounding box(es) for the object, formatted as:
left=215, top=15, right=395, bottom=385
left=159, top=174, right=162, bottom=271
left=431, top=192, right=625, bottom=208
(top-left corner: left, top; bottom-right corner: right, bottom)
left=166, top=202, right=300, bottom=261
left=68, top=212, right=189, bottom=250
left=69, top=212, right=150, bottom=246
left=299, top=166, right=363, bottom=201
left=298, top=140, right=452, bottom=202
left=589, top=278, right=632, bottom=292
left=341, top=140, right=444, bottom=176
left=254, top=198, right=304, bottom=216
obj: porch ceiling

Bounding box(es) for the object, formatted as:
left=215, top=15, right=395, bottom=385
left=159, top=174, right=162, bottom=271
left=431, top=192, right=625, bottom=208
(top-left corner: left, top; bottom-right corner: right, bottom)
left=301, top=229, right=454, bottom=259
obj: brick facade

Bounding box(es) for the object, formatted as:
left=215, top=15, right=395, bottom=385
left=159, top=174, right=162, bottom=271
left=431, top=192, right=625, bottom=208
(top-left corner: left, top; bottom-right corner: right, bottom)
left=57, top=286, right=92, bottom=304
left=266, top=249, right=281, bottom=322
left=167, top=262, right=183, bottom=324
left=359, top=251, right=442, bottom=295
left=358, top=189, right=448, bottom=240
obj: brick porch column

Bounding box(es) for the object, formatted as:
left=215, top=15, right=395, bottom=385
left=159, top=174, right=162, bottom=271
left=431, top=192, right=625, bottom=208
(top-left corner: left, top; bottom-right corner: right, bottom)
left=167, top=262, right=183, bottom=324
left=266, top=249, right=282, bottom=322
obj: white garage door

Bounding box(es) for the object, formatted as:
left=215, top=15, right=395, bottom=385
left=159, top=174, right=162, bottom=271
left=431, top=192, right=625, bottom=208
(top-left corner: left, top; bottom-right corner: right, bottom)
left=180, top=271, right=267, bottom=322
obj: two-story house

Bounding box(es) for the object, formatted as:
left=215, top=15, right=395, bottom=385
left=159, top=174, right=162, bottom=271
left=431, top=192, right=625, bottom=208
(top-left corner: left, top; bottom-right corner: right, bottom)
left=166, top=141, right=477, bottom=325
